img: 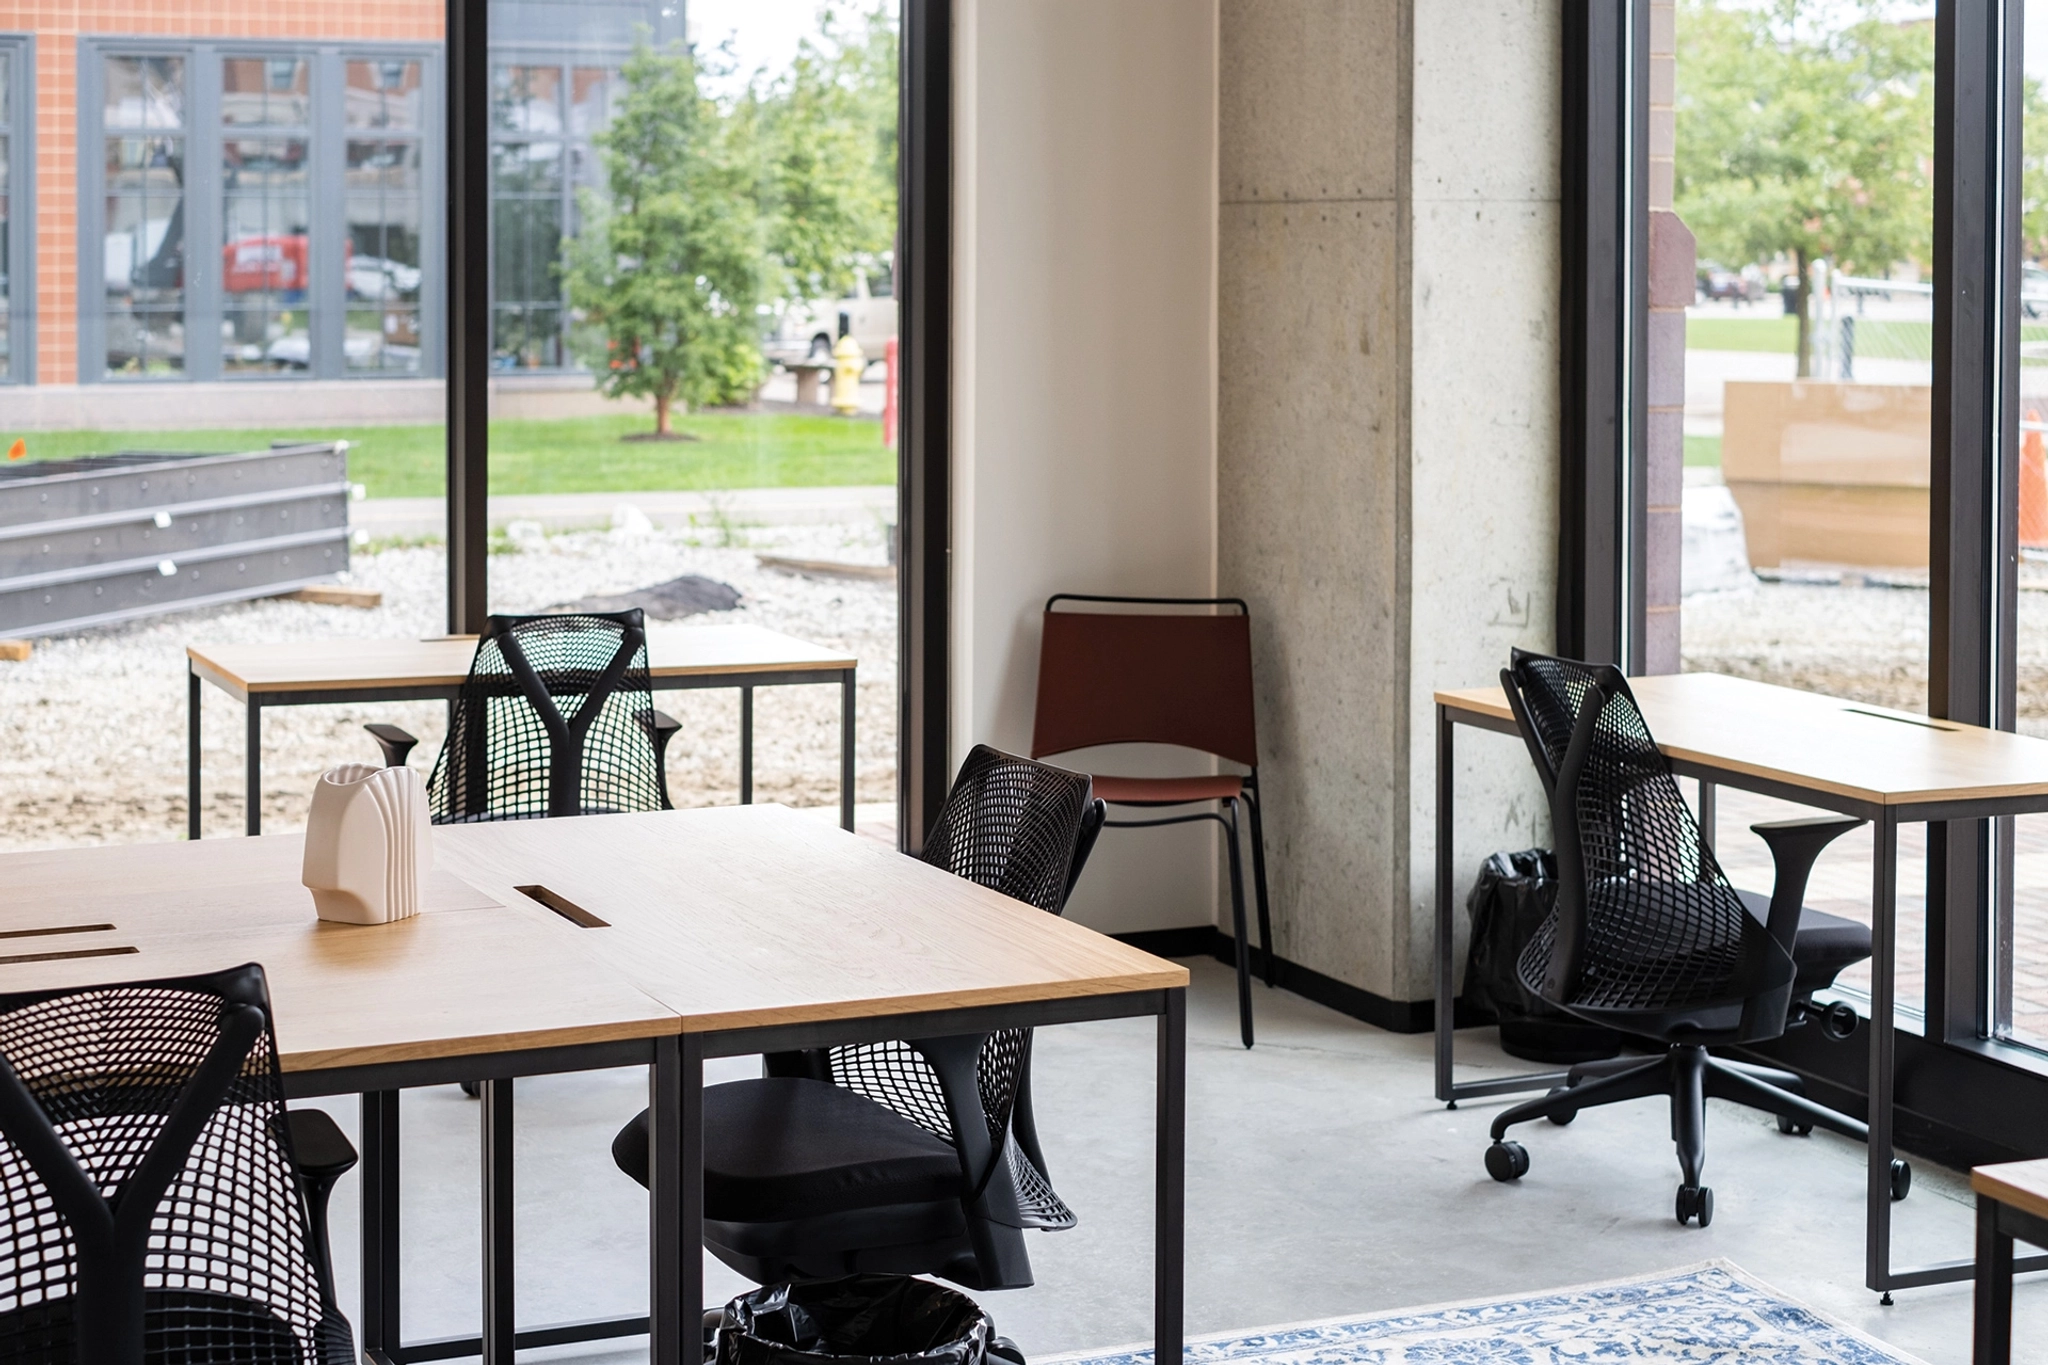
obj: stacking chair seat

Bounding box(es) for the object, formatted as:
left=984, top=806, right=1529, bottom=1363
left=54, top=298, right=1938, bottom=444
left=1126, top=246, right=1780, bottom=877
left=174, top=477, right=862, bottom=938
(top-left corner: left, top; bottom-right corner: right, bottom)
left=1087, top=774, right=1248, bottom=804
left=613, top=747, right=1106, bottom=1292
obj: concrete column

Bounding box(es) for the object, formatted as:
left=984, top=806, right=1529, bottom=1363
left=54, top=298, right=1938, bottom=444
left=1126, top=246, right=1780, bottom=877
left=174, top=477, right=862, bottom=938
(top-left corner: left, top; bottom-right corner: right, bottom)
left=1219, top=1, right=1560, bottom=1011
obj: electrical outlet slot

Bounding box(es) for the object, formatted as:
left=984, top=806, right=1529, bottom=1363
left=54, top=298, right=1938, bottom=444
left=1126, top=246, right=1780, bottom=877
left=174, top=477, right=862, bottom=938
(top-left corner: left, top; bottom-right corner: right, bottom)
left=516, top=884, right=609, bottom=929
left=0, top=923, right=116, bottom=941
left=0, top=946, right=138, bottom=966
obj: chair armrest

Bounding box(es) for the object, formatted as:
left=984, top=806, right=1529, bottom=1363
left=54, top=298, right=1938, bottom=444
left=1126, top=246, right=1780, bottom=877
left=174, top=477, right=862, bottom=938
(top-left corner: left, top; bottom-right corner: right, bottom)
left=640, top=708, right=683, bottom=765
left=1750, top=815, right=1863, bottom=955
left=285, top=1107, right=359, bottom=1184
left=911, top=1034, right=1032, bottom=1287
left=363, top=723, right=419, bottom=769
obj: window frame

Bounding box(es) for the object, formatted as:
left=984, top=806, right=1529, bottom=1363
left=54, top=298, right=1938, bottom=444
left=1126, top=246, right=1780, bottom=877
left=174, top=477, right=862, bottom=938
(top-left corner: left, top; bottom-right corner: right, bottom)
left=0, top=34, right=35, bottom=384
left=76, top=35, right=443, bottom=385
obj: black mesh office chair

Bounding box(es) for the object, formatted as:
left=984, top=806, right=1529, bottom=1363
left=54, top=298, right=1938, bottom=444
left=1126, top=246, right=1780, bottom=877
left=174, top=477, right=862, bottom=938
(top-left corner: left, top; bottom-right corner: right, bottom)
left=1486, top=650, right=1908, bottom=1227
left=364, top=609, right=681, bottom=821
left=0, top=964, right=357, bottom=1364
left=612, top=746, right=1107, bottom=1290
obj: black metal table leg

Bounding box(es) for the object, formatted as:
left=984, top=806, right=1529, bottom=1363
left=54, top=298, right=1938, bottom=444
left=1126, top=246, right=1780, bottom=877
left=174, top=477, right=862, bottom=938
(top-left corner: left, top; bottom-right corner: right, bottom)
left=1698, top=780, right=1716, bottom=851
left=483, top=1078, right=515, bottom=1365
left=1434, top=705, right=1455, bottom=1104
left=361, top=1091, right=402, bottom=1364
left=1156, top=988, right=1185, bottom=1365
left=245, top=697, right=264, bottom=836
left=1869, top=810, right=1898, bottom=1297
left=841, top=668, right=857, bottom=831
left=650, top=1034, right=704, bottom=1365
left=740, top=686, right=755, bottom=804
left=1975, top=1194, right=2015, bottom=1365
left=188, top=666, right=203, bottom=841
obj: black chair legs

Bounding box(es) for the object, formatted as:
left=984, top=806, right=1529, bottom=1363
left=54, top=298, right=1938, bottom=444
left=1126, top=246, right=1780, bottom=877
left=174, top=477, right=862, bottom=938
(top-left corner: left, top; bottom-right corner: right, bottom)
left=1485, top=1043, right=1911, bottom=1224
left=1245, top=787, right=1276, bottom=989
left=1223, top=798, right=1254, bottom=1049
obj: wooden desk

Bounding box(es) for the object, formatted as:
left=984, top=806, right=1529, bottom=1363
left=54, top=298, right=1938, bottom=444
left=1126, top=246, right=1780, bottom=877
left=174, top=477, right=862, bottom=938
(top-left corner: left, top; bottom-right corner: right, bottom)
left=0, top=808, right=1188, bottom=1365
left=1433, top=671, right=2048, bottom=1297
left=1974, top=1159, right=2048, bottom=1364
left=186, top=623, right=860, bottom=837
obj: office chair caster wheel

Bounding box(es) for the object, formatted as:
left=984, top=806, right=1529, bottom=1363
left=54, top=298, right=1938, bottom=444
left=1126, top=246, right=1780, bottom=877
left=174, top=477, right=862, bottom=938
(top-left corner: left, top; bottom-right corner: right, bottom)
left=459, top=1080, right=480, bottom=1099
left=1676, top=1184, right=1713, bottom=1227
left=1485, top=1141, right=1529, bottom=1182
left=1891, top=1158, right=1912, bottom=1202
left=1545, top=1087, right=1577, bottom=1125
left=1776, top=1113, right=1813, bottom=1136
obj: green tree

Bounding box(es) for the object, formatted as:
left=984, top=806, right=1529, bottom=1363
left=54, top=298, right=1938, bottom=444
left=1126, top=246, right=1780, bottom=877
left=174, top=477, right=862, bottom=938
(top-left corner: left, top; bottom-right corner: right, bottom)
left=1675, top=0, right=1934, bottom=376
left=563, top=42, right=767, bottom=437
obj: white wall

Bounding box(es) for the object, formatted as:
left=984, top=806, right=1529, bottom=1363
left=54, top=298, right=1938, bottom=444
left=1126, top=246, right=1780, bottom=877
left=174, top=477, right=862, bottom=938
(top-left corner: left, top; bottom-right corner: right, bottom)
left=953, top=0, right=1222, bottom=934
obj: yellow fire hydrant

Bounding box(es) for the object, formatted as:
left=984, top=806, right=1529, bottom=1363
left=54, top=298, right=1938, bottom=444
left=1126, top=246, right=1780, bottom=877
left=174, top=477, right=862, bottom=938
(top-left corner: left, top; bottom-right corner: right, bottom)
left=830, top=333, right=866, bottom=416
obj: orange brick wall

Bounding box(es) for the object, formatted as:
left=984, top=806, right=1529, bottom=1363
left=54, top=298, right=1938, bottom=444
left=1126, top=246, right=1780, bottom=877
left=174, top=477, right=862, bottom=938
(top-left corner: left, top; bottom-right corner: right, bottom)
left=0, top=3, right=445, bottom=383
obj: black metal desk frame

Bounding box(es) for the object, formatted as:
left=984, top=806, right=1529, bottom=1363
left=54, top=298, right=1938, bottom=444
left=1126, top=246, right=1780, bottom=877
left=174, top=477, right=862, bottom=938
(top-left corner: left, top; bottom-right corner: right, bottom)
left=1434, top=697, right=2048, bottom=1298
left=283, top=988, right=1188, bottom=1365
left=1974, top=1188, right=2048, bottom=1364
left=188, top=662, right=860, bottom=837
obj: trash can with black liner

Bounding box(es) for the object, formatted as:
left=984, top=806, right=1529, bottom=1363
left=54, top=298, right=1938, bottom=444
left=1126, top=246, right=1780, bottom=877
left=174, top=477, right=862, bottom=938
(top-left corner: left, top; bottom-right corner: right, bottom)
left=716, top=1276, right=1024, bottom=1365
left=1463, top=848, right=1626, bottom=1064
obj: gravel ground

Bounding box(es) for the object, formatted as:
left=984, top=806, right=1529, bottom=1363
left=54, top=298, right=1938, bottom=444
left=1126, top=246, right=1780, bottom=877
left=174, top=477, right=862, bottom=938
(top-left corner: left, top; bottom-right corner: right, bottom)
left=1682, top=576, right=2048, bottom=732
left=0, top=518, right=896, bottom=851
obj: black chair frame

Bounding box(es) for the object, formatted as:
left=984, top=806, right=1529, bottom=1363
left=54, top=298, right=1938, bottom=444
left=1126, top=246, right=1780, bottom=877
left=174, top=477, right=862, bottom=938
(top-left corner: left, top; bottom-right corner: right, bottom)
left=1044, top=594, right=1274, bottom=1049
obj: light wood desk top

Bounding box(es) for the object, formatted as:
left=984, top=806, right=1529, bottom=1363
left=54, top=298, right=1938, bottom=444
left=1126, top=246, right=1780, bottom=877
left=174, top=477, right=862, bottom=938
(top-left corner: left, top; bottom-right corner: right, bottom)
left=0, top=834, right=678, bottom=1073
left=1973, top=1159, right=2048, bottom=1226
left=188, top=623, right=857, bottom=699
left=433, top=804, right=1190, bottom=1033
left=1435, top=670, right=2048, bottom=808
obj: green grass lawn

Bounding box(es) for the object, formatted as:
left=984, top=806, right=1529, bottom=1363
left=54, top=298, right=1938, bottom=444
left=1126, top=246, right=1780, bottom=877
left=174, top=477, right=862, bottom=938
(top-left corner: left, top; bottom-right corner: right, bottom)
left=1685, top=435, right=1721, bottom=467
left=11, top=411, right=895, bottom=498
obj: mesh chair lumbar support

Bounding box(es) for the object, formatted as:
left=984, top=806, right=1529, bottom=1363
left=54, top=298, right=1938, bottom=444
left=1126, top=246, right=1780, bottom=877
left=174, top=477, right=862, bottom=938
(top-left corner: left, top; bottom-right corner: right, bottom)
left=0, top=964, right=357, bottom=1365
left=612, top=746, right=1106, bottom=1291
left=363, top=609, right=682, bottom=822
left=1486, top=650, right=1908, bottom=1229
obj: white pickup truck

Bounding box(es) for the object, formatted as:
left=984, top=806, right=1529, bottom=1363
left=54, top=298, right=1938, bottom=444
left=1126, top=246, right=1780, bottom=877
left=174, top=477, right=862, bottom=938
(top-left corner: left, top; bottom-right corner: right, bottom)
left=763, top=259, right=898, bottom=366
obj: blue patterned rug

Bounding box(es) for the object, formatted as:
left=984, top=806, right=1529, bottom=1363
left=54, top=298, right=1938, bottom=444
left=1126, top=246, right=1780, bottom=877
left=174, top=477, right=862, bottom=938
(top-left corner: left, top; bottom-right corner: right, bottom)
left=1042, top=1262, right=1924, bottom=1365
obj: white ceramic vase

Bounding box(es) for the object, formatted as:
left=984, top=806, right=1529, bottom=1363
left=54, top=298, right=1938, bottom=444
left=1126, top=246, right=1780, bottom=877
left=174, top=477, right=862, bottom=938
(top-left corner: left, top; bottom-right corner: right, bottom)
left=302, top=764, right=433, bottom=925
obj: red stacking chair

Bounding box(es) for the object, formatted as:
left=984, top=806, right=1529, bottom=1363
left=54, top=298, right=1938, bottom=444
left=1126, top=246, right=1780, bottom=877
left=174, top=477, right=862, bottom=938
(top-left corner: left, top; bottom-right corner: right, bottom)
left=1031, top=594, right=1273, bottom=1047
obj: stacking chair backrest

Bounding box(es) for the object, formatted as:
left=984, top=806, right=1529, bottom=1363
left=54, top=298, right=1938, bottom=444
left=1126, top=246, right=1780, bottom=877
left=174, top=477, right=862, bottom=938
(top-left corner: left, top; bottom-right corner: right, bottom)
left=1502, top=651, right=1791, bottom=1030
left=829, top=746, right=1102, bottom=1228
left=431, top=609, right=667, bottom=822
left=0, top=965, right=341, bottom=1365
left=1030, top=596, right=1257, bottom=766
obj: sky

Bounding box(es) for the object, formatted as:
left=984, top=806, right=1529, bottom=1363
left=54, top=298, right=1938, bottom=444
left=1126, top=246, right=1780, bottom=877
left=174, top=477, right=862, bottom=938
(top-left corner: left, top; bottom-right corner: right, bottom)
left=686, top=0, right=833, bottom=96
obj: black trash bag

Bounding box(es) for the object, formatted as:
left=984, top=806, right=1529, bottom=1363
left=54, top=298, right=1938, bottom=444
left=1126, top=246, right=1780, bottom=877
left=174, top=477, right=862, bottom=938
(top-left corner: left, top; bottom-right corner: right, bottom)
left=718, top=1276, right=1016, bottom=1365
left=1463, top=848, right=1626, bottom=1065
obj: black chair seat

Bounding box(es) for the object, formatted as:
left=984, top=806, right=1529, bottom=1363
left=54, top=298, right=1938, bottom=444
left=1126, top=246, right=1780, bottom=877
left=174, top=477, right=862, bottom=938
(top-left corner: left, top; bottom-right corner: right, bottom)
left=613, top=1078, right=962, bottom=1222
left=1735, top=891, right=1872, bottom=997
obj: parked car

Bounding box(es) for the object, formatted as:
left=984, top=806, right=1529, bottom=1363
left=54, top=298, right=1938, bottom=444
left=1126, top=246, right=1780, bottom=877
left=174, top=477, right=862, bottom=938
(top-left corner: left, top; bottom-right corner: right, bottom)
left=763, top=256, right=897, bottom=366
left=1697, top=261, right=1764, bottom=304
left=2024, top=262, right=2048, bottom=319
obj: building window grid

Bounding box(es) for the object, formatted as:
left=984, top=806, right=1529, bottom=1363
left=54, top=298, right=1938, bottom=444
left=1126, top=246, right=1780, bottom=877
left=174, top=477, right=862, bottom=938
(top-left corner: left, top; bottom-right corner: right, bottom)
left=0, top=36, right=28, bottom=384
left=99, top=53, right=187, bottom=380
left=489, top=56, right=620, bottom=373
left=81, top=37, right=438, bottom=385
left=219, top=53, right=312, bottom=375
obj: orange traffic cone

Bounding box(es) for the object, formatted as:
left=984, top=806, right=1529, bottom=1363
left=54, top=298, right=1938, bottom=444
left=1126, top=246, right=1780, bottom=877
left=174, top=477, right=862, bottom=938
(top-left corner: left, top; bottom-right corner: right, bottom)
left=2024, top=410, right=2048, bottom=549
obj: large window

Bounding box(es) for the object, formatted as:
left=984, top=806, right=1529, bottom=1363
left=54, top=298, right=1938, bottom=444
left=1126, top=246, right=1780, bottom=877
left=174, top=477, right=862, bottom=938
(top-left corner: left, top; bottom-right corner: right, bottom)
left=100, top=53, right=187, bottom=378
left=345, top=57, right=428, bottom=373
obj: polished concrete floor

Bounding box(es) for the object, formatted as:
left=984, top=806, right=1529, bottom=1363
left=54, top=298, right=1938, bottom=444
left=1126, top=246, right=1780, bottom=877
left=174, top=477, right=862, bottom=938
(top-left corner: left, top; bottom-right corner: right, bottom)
left=303, top=957, right=2046, bottom=1364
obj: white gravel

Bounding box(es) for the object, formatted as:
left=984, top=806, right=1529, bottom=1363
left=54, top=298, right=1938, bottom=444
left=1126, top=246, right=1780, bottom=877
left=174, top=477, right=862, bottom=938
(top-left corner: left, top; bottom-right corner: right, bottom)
left=1683, top=577, right=2048, bottom=732
left=0, top=518, right=896, bottom=850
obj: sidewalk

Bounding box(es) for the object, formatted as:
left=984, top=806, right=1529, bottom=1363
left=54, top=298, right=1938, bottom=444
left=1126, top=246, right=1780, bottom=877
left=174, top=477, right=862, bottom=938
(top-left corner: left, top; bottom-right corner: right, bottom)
left=352, top=485, right=897, bottom=538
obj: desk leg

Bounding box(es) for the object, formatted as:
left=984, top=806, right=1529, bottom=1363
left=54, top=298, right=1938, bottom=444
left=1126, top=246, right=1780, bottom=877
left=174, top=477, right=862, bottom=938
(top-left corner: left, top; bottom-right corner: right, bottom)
left=1868, top=811, right=1898, bottom=1297
left=650, top=1034, right=704, bottom=1365
left=361, top=1091, right=402, bottom=1362
left=188, top=666, right=203, bottom=841
left=740, top=686, right=755, bottom=805
left=1156, top=987, right=1186, bottom=1365
left=1435, top=705, right=1456, bottom=1105
left=1975, top=1195, right=2014, bottom=1365
left=245, top=698, right=264, bottom=837
left=841, top=669, right=857, bottom=832
left=1698, top=781, right=1716, bottom=852
left=482, top=1078, right=515, bottom=1365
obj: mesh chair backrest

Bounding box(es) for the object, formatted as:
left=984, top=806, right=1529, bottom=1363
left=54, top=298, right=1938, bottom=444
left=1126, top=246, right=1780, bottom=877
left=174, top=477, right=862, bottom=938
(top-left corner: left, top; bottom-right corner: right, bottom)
left=430, top=610, right=667, bottom=823
left=1030, top=597, right=1258, bottom=766
left=0, top=964, right=330, bottom=1365
left=1504, top=651, right=1789, bottom=1018
left=830, top=747, right=1098, bottom=1169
